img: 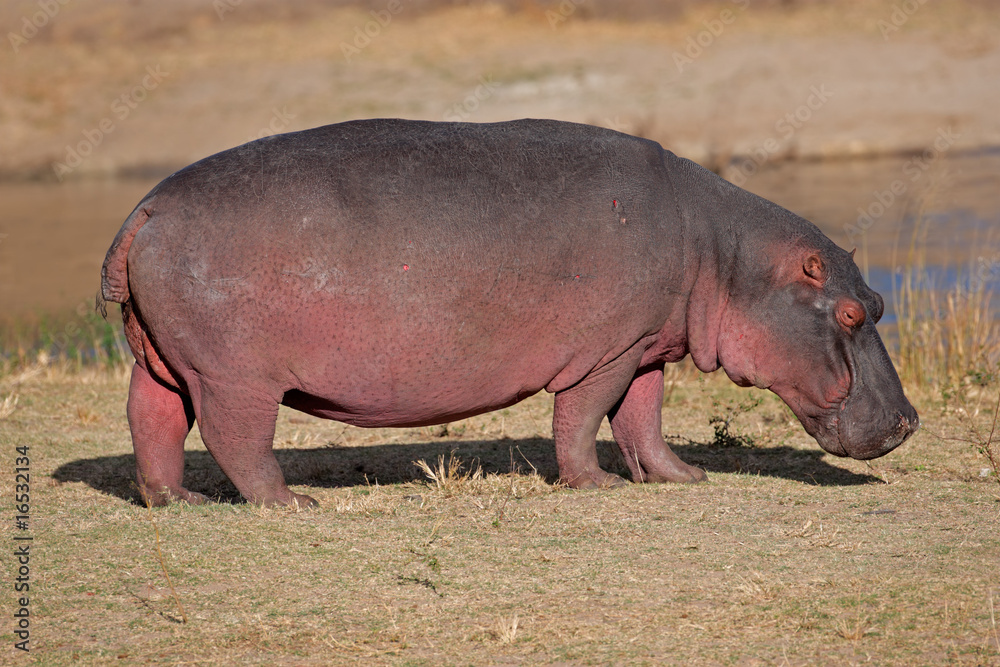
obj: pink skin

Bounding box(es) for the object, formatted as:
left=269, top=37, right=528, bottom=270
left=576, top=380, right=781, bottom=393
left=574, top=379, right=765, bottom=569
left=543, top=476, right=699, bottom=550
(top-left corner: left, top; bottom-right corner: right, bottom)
left=128, top=358, right=317, bottom=508
left=128, top=361, right=207, bottom=506
left=711, top=251, right=913, bottom=458
left=608, top=365, right=707, bottom=484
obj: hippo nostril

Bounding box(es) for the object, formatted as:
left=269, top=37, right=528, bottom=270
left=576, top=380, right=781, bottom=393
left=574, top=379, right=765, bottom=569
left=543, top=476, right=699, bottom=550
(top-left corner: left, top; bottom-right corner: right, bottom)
left=896, top=411, right=919, bottom=437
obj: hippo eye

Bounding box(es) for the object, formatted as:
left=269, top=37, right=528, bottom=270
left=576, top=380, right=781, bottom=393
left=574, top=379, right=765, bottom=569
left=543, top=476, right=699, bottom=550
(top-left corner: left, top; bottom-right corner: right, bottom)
left=836, top=298, right=866, bottom=331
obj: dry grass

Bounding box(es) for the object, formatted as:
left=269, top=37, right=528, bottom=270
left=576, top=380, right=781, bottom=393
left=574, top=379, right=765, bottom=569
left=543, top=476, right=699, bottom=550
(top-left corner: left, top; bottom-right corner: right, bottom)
left=0, top=390, right=17, bottom=420
left=141, top=487, right=189, bottom=625
left=2, top=365, right=999, bottom=665
left=835, top=590, right=876, bottom=642
left=491, top=614, right=520, bottom=645
left=415, top=452, right=484, bottom=496
left=891, top=210, right=1000, bottom=390
left=937, top=385, right=1000, bottom=486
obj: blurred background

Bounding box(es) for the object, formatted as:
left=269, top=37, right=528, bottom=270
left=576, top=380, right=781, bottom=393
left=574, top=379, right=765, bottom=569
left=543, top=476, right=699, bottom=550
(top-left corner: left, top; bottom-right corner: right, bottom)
left=1, top=0, right=998, bottom=387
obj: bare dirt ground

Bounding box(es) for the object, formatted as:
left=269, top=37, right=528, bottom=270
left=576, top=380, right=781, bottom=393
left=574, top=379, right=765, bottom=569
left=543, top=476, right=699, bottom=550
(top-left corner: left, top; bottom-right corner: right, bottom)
left=1, top=0, right=998, bottom=181
left=1, top=366, right=998, bottom=665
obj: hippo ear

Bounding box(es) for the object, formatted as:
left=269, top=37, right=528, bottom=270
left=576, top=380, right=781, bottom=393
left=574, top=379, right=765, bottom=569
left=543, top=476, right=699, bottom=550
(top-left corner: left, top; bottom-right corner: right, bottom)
left=803, top=254, right=826, bottom=286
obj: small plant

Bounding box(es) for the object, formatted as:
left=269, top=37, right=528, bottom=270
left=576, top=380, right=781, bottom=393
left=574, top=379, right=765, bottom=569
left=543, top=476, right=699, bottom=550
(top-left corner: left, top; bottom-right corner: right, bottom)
left=835, top=591, right=874, bottom=642
left=407, top=547, right=441, bottom=574
left=708, top=394, right=763, bottom=448
left=975, top=391, right=1000, bottom=483
left=737, top=572, right=779, bottom=604
left=835, top=614, right=874, bottom=641
left=134, top=479, right=188, bottom=624
left=939, top=372, right=1000, bottom=485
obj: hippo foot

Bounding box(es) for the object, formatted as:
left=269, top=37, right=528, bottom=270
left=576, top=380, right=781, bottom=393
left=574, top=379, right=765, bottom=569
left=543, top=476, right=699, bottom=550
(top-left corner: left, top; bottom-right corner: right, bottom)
left=139, top=484, right=211, bottom=507
left=643, top=462, right=708, bottom=484
left=261, top=492, right=319, bottom=510
left=245, top=488, right=319, bottom=509
left=563, top=470, right=629, bottom=490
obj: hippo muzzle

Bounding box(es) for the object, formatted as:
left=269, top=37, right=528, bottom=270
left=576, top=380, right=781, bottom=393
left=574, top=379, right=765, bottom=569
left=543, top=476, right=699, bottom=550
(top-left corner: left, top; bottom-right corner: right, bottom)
left=797, top=319, right=919, bottom=460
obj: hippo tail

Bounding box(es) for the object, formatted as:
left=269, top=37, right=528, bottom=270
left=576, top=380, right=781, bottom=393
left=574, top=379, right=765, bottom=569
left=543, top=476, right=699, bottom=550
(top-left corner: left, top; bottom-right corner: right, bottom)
left=97, top=204, right=152, bottom=317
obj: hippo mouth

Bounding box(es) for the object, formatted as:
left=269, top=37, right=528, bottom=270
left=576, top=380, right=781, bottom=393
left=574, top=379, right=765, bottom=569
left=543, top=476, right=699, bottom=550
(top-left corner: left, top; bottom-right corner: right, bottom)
left=834, top=407, right=919, bottom=459
left=830, top=386, right=920, bottom=459
left=821, top=348, right=919, bottom=460
left=780, top=345, right=919, bottom=461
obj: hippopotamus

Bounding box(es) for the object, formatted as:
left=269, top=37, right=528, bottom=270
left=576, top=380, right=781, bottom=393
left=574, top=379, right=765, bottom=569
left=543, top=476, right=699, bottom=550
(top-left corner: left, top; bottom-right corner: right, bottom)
left=100, top=118, right=918, bottom=507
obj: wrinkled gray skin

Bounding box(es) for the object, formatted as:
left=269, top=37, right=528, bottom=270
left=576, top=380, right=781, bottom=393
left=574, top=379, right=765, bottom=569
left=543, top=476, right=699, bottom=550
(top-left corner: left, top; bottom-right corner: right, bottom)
left=101, top=119, right=919, bottom=507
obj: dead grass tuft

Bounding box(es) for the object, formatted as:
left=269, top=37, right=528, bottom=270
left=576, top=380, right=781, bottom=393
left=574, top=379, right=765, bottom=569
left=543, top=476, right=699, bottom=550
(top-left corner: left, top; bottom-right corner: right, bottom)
left=737, top=572, right=780, bottom=604
left=834, top=590, right=876, bottom=642
left=835, top=613, right=875, bottom=641
left=491, top=615, right=520, bottom=644
left=413, top=451, right=556, bottom=527
left=414, top=451, right=555, bottom=500
left=329, top=486, right=398, bottom=515
left=76, top=405, right=102, bottom=425
left=0, top=390, right=17, bottom=420
left=835, top=616, right=875, bottom=641
left=415, top=451, right=484, bottom=496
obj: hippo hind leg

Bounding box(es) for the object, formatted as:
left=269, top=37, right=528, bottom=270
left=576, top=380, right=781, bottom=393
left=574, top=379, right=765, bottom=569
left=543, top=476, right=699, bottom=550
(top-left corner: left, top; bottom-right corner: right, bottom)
left=194, top=378, right=317, bottom=508
left=128, top=362, right=209, bottom=506
left=608, top=365, right=707, bottom=484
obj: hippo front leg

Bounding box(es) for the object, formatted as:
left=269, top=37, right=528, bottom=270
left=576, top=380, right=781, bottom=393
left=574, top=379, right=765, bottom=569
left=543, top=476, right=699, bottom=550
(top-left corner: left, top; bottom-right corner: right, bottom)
left=608, top=364, right=707, bottom=483
left=552, top=347, right=650, bottom=489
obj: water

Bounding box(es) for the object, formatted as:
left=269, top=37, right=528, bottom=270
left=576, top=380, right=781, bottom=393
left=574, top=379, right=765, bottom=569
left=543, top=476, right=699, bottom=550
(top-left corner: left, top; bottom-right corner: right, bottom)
left=743, top=150, right=1000, bottom=265
left=0, top=179, right=162, bottom=323
left=1, top=152, right=998, bottom=330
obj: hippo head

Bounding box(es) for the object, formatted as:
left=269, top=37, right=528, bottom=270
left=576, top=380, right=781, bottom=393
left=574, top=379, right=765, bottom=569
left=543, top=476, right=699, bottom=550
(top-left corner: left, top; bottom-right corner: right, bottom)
left=714, top=244, right=919, bottom=460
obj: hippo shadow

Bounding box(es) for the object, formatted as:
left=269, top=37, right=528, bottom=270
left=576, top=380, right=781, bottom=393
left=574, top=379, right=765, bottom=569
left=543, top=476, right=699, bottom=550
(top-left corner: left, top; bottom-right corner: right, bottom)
left=52, top=436, right=879, bottom=505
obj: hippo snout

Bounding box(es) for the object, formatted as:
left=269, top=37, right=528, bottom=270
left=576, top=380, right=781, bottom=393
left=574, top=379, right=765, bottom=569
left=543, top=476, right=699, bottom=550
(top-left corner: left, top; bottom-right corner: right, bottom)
left=886, top=405, right=920, bottom=453
left=834, top=399, right=919, bottom=460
